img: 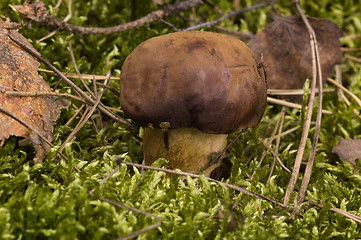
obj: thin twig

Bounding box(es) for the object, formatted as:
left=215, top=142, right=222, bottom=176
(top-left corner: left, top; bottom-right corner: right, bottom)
left=4, top=91, right=87, bottom=104
left=341, top=47, right=361, bottom=52
left=249, top=130, right=290, bottom=174
left=267, top=107, right=286, bottom=185
left=0, top=106, right=69, bottom=162
left=69, top=41, right=97, bottom=99
left=327, top=78, right=361, bottom=119
left=308, top=201, right=361, bottom=224
left=65, top=104, right=85, bottom=126
left=297, top=3, right=324, bottom=203
left=39, top=68, right=119, bottom=80
left=335, top=65, right=347, bottom=101
left=59, top=72, right=111, bottom=153
left=267, top=88, right=334, bottom=96
left=280, top=126, right=299, bottom=138
left=14, top=0, right=203, bottom=34
left=343, top=33, right=361, bottom=40
left=284, top=0, right=323, bottom=205
left=327, top=78, right=361, bottom=108
left=220, top=130, right=245, bottom=157
left=118, top=159, right=293, bottom=210
left=4, top=90, right=123, bottom=115
left=53, top=0, right=63, bottom=9
left=93, top=76, right=104, bottom=131
left=250, top=112, right=282, bottom=180
left=89, top=164, right=162, bottom=240
left=345, top=54, right=361, bottom=63
left=8, top=34, right=131, bottom=126
left=328, top=77, right=361, bottom=118
left=182, top=0, right=277, bottom=31
left=267, top=96, right=331, bottom=114
left=89, top=166, right=121, bottom=195
left=101, top=197, right=162, bottom=240
left=38, top=0, right=73, bottom=42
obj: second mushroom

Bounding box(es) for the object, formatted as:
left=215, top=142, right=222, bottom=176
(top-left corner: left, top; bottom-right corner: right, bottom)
left=120, top=31, right=267, bottom=177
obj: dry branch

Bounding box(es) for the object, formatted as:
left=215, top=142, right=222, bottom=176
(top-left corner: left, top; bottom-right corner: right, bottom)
left=118, top=159, right=293, bottom=210
left=182, top=0, right=277, bottom=31
left=59, top=71, right=111, bottom=153
left=14, top=0, right=203, bottom=35
left=284, top=0, right=324, bottom=206
left=308, top=201, right=361, bottom=224
left=88, top=165, right=162, bottom=240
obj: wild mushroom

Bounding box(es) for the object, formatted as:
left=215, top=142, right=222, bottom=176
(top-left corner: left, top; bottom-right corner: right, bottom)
left=119, top=31, right=267, bottom=176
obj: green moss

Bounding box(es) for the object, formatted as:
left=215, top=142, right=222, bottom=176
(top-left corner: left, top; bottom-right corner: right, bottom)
left=1, top=0, right=361, bottom=239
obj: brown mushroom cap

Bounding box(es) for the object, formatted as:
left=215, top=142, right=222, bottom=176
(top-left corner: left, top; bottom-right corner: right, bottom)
left=120, top=31, right=267, bottom=134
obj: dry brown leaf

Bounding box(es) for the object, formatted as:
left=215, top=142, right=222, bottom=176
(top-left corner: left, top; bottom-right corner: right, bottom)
left=249, top=16, right=343, bottom=101
left=332, top=138, right=361, bottom=169
left=0, top=18, right=67, bottom=163
left=216, top=200, right=244, bottom=232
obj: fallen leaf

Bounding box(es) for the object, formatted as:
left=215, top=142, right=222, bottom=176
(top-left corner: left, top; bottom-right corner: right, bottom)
left=249, top=16, right=343, bottom=101
left=216, top=200, right=244, bottom=232
left=332, top=138, right=361, bottom=169
left=0, top=18, right=67, bottom=163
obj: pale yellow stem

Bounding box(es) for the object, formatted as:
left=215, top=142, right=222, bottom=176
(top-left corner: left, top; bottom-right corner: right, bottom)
left=143, top=127, right=227, bottom=176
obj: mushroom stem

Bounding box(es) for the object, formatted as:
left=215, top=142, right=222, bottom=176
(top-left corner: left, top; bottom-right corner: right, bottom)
left=143, top=127, right=227, bottom=176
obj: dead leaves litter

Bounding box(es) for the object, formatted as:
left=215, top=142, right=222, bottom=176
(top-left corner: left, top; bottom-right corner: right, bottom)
left=0, top=18, right=67, bottom=163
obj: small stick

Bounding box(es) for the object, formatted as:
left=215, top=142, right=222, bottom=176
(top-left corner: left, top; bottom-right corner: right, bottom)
left=341, top=47, right=361, bottom=52
left=327, top=77, right=361, bottom=119
left=250, top=130, right=290, bottom=174
left=280, top=126, right=299, bottom=138
left=101, top=197, right=162, bottom=240
left=4, top=91, right=87, bottom=104
left=4, top=90, right=123, bottom=114
left=15, top=0, right=203, bottom=35
left=267, top=97, right=332, bottom=115
left=69, top=41, right=97, bottom=100
left=182, top=0, right=277, bottom=31
left=8, top=34, right=131, bottom=126
left=58, top=72, right=111, bottom=153
left=267, top=88, right=334, bottom=95
left=38, top=0, right=73, bottom=42
left=89, top=165, right=162, bottom=240
left=250, top=111, right=282, bottom=180
left=285, top=0, right=324, bottom=205
left=335, top=65, right=347, bottom=101
left=345, top=54, right=361, bottom=63
left=308, top=201, right=361, bottom=224
left=267, top=107, right=286, bottom=185
left=39, top=68, right=119, bottom=81
left=0, top=106, right=69, bottom=162
left=118, top=159, right=293, bottom=210
left=65, top=104, right=85, bottom=126
left=327, top=78, right=361, bottom=108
